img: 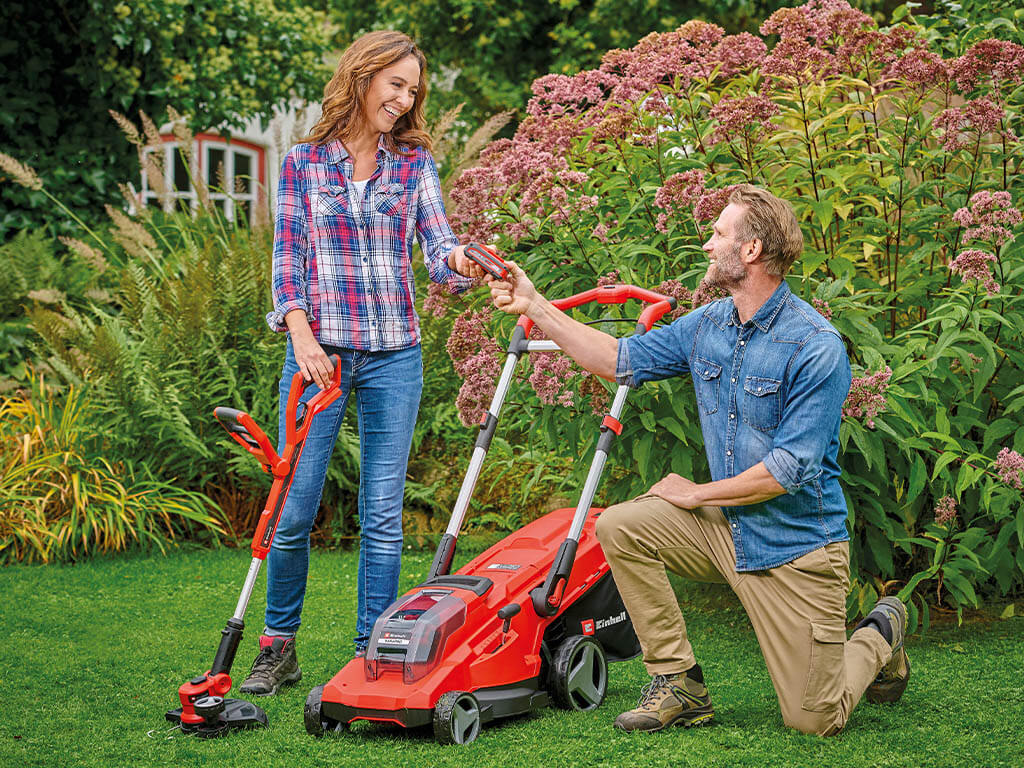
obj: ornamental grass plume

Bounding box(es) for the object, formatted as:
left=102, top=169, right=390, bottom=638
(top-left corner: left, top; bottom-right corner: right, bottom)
left=994, top=447, right=1024, bottom=490
left=0, top=151, right=43, bottom=191
left=934, top=495, right=957, bottom=525
left=842, top=365, right=892, bottom=428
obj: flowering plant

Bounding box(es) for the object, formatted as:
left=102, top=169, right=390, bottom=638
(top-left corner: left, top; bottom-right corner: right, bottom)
left=440, top=1, right=1024, bottom=625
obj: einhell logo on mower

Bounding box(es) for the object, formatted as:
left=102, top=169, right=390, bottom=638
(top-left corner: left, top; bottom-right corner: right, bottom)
left=582, top=610, right=628, bottom=635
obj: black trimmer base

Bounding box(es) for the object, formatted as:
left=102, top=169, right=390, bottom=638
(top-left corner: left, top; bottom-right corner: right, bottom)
left=166, top=697, right=269, bottom=738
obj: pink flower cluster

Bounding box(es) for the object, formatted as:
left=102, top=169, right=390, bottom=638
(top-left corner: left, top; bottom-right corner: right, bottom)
left=952, top=39, right=1024, bottom=93
left=447, top=307, right=502, bottom=426
left=812, top=298, right=833, bottom=319
left=708, top=93, right=780, bottom=146
left=949, top=249, right=999, bottom=295
left=934, top=98, right=1009, bottom=152
left=654, top=278, right=694, bottom=320
left=762, top=38, right=836, bottom=84
left=994, top=447, right=1024, bottom=490
left=423, top=281, right=458, bottom=319
left=953, top=190, right=1022, bottom=247
left=934, top=495, right=957, bottom=525
left=653, top=176, right=738, bottom=232
left=880, top=48, right=950, bottom=94
left=578, top=371, right=610, bottom=414
left=842, top=365, right=892, bottom=428
left=691, top=279, right=727, bottom=307
left=597, top=269, right=620, bottom=287
left=694, top=185, right=740, bottom=222
left=529, top=352, right=576, bottom=408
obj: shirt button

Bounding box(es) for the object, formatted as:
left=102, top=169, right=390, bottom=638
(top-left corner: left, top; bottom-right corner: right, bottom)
left=729, top=413, right=735, bottom=419
left=740, top=340, right=745, bottom=346
left=757, top=387, right=762, bottom=392
left=731, top=523, right=737, bottom=529
left=726, top=450, right=732, bottom=456
left=731, top=377, right=736, bottom=383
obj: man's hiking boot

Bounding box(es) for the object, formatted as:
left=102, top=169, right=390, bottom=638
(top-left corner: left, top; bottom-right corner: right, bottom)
left=857, top=596, right=910, bottom=704
left=614, top=671, right=714, bottom=732
left=239, top=635, right=301, bottom=696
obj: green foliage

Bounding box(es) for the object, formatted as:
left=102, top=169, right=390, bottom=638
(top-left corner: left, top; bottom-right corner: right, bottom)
left=445, top=5, right=1024, bottom=621
left=0, top=0, right=333, bottom=240
left=0, top=373, right=224, bottom=563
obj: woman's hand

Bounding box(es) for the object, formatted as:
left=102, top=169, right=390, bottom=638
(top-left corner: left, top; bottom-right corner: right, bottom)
left=448, top=245, right=485, bottom=279
left=488, top=261, right=536, bottom=315
left=284, top=309, right=334, bottom=390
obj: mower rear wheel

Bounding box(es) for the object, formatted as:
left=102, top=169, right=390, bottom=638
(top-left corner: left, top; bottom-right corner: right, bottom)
left=304, top=684, right=346, bottom=737
left=433, top=690, right=481, bottom=745
left=551, top=635, right=607, bottom=711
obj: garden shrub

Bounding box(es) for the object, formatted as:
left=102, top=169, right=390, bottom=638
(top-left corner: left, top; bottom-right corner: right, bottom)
left=440, top=1, right=1024, bottom=627
left=0, top=373, right=224, bottom=563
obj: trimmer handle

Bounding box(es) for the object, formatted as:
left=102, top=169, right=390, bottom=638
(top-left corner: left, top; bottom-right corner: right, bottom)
left=283, top=355, right=344, bottom=448
left=464, top=242, right=510, bottom=280
left=214, top=408, right=286, bottom=476
left=516, top=284, right=677, bottom=338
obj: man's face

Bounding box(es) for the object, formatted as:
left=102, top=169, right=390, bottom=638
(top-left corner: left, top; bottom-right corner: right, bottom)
left=702, top=203, right=749, bottom=291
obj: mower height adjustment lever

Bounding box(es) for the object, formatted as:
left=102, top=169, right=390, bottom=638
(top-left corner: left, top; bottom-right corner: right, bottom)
left=497, top=602, right=521, bottom=632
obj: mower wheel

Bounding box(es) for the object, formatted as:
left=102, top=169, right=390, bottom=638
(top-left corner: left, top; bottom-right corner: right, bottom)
left=433, top=690, right=481, bottom=745
left=550, top=635, right=607, bottom=711
left=304, top=684, right=346, bottom=737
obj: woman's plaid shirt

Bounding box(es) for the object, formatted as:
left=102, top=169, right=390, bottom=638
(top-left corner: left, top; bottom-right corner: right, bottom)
left=266, top=137, right=474, bottom=350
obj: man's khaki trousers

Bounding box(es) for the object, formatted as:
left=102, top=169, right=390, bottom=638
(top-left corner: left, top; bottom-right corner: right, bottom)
left=595, top=495, right=891, bottom=736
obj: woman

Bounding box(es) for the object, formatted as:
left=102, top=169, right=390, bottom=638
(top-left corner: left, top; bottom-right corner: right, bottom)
left=240, top=31, right=482, bottom=696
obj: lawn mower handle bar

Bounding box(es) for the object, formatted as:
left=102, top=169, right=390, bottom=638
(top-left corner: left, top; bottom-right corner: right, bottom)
left=515, top=284, right=676, bottom=339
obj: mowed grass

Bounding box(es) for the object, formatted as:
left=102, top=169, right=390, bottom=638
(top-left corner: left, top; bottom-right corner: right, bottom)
left=1, top=545, right=1022, bottom=768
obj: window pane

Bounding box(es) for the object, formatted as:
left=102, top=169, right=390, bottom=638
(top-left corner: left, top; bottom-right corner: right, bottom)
left=208, top=147, right=225, bottom=188
left=233, top=151, right=252, bottom=195
left=173, top=150, right=190, bottom=192
left=216, top=199, right=229, bottom=218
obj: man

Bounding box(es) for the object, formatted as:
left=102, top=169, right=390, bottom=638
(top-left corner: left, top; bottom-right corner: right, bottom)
left=487, top=185, right=909, bottom=736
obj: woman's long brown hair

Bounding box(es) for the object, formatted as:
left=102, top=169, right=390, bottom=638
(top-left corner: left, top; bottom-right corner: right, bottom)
left=305, top=31, right=431, bottom=155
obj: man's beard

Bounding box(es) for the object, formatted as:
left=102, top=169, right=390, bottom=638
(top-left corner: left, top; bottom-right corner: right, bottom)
left=706, top=240, right=747, bottom=291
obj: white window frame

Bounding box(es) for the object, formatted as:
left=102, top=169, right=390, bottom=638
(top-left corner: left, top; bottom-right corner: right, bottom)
left=139, top=137, right=263, bottom=224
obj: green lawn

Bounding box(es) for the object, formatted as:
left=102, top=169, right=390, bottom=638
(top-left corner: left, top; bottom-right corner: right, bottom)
left=1, top=545, right=1022, bottom=768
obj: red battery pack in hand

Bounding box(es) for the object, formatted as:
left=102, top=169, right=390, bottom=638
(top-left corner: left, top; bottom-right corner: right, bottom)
left=465, top=242, right=510, bottom=280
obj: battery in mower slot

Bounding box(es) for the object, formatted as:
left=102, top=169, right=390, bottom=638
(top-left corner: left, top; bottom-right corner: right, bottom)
left=365, top=589, right=467, bottom=682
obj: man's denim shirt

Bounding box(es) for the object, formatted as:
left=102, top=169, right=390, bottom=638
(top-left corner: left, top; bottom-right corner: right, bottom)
left=616, top=281, right=852, bottom=572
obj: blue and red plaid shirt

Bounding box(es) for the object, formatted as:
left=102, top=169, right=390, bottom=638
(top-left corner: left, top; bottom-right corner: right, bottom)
left=266, top=137, right=474, bottom=350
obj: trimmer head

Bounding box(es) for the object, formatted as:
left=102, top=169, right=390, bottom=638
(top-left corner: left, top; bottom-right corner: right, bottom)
left=166, top=695, right=268, bottom=738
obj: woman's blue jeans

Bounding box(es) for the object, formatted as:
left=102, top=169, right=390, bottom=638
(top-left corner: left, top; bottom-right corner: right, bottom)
left=264, top=340, right=422, bottom=650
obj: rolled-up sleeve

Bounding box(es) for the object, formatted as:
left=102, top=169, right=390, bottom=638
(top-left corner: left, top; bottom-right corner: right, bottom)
left=762, top=331, right=852, bottom=492
left=266, top=149, right=313, bottom=333
left=614, top=307, right=704, bottom=386
left=416, top=152, right=474, bottom=294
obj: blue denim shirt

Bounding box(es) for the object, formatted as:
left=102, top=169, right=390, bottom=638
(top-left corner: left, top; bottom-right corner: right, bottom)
left=616, top=281, right=852, bottom=571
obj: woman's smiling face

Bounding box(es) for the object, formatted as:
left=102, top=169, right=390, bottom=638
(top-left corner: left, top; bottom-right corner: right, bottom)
left=361, top=54, right=421, bottom=136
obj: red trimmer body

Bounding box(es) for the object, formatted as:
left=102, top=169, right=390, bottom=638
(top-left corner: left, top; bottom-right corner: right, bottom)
left=166, top=358, right=344, bottom=737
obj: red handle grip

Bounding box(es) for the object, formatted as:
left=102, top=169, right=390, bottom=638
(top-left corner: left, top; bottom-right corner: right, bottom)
left=465, top=242, right=510, bottom=280
left=516, top=284, right=677, bottom=338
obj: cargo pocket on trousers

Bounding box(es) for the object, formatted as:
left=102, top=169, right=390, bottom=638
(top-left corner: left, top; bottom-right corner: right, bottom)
left=801, top=622, right=846, bottom=712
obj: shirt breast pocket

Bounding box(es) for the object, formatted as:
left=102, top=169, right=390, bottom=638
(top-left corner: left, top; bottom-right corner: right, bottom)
left=373, top=182, right=407, bottom=218
left=312, top=184, right=348, bottom=220
left=693, top=357, right=722, bottom=415
left=743, top=376, right=782, bottom=433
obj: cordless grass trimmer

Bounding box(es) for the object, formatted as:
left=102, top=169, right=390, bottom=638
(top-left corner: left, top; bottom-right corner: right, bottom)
left=165, top=357, right=343, bottom=738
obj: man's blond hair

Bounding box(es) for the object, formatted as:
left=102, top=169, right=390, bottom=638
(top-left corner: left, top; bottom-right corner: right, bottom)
left=728, top=185, right=803, bottom=275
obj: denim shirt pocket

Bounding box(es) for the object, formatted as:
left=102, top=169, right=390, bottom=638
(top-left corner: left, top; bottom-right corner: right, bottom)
left=743, top=376, right=782, bottom=433
left=373, top=182, right=407, bottom=217
left=693, top=356, right=722, bottom=415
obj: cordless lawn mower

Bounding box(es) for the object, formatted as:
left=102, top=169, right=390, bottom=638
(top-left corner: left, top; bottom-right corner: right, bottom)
left=304, top=260, right=677, bottom=744
left=165, top=357, right=344, bottom=738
